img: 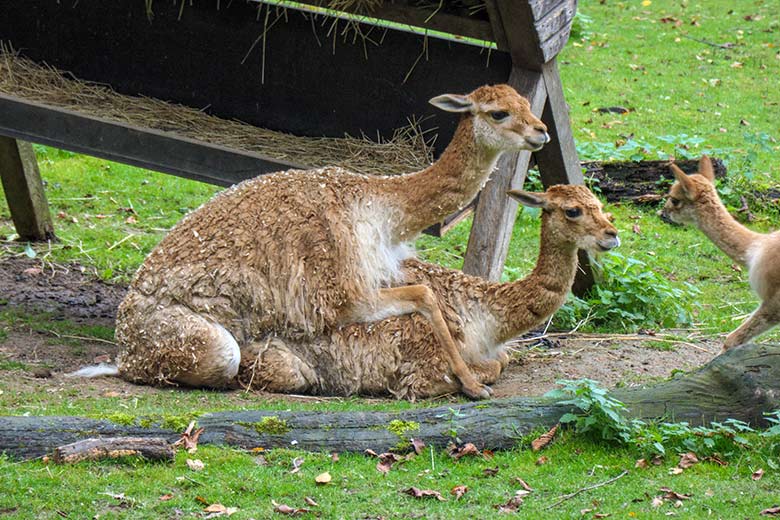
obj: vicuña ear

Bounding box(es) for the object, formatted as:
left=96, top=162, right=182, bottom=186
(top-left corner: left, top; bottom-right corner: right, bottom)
left=429, top=94, right=475, bottom=113
left=698, top=155, right=715, bottom=183
left=669, top=163, right=696, bottom=200
left=507, top=190, right=549, bottom=209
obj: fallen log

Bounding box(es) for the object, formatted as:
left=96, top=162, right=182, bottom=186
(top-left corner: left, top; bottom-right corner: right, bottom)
left=0, top=343, right=777, bottom=460
left=52, top=437, right=174, bottom=464
left=581, top=158, right=727, bottom=202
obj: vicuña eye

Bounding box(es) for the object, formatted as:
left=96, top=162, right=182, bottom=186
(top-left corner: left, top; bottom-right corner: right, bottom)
left=565, top=208, right=582, bottom=218
left=670, top=197, right=681, bottom=207
left=489, top=110, right=509, bottom=121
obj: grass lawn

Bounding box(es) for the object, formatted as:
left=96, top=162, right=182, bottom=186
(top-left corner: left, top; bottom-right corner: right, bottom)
left=1, top=0, right=780, bottom=517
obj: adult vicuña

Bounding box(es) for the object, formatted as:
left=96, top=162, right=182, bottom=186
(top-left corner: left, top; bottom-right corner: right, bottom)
left=88, top=84, right=550, bottom=398
left=232, top=184, right=619, bottom=399
left=661, top=155, right=779, bottom=351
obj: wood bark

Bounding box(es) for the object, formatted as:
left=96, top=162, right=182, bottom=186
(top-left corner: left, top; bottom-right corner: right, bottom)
left=0, top=343, right=777, bottom=460
left=52, top=437, right=175, bottom=464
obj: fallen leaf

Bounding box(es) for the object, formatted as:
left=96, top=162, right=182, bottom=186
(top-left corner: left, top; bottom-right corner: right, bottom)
left=376, top=452, right=401, bottom=474
left=594, top=514, right=612, bottom=518
left=303, top=496, right=318, bottom=507
left=195, top=496, right=210, bottom=505
left=204, top=503, right=237, bottom=516
left=331, top=452, right=339, bottom=462
left=449, top=443, right=480, bottom=460
left=159, top=493, right=174, bottom=501
left=660, top=487, right=692, bottom=500
left=22, top=267, right=42, bottom=276
left=495, top=495, right=523, bottom=513
left=402, top=487, right=445, bottom=501
left=761, top=506, right=780, bottom=516
left=411, top=438, right=426, bottom=456
left=535, top=456, right=549, bottom=466
left=451, top=485, right=468, bottom=500
left=314, top=472, right=332, bottom=485
left=635, top=459, right=649, bottom=469
left=173, top=421, right=204, bottom=454
left=651, top=455, right=664, bottom=465
left=740, top=119, right=750, bottom=126
left=668, top=467, right=684, bottom=475
left=272, top=501, right=310, bottom=516
left=186, top=459, right=204, bottom=471
left=290, top=456, right=304, bottom=474
left=752, top=468, right=765, bottom=481
left=254, top=455, right=268, bottom=466
left=581, top=508, right=593, bottom=515
left=482, top=466, right=500, bottom=477
left=513, top=477, right=533, bottom=492
left=652, top=497, right=664, bottom=508
left=531, top=424, right=559, bottom=452
left=678, top=452, right=699, bottom=469
left=632, top=223, right=641, bottom=235
left=482, top=449, right=495, bottom=460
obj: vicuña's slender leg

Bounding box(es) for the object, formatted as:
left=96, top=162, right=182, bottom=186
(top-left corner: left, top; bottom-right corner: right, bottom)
left=371, top=285, right=491, bottom=400
left=723, top=301, right=779, bottom=351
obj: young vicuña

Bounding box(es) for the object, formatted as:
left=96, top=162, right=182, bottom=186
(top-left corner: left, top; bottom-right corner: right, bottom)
left=661, top=155, right=780, bottom=351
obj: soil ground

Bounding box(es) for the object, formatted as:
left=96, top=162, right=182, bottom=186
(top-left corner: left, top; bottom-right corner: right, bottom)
left=0, top=256, right=718, bottom=402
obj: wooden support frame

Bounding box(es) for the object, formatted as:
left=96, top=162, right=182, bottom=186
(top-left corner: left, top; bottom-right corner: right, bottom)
left=463, top=1, right=589, bottom=290
left=0, top=136, right=55, bottom=241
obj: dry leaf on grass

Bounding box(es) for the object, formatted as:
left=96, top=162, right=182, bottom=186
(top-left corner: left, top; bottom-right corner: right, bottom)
left=330, top=452, right=339, bottom=462
left=535, top=456, right=549, bottom=466
left=760, top=506, right=780, bottom=516
left=303, top=496, right=318, bottom=507
left=289, top=456, right=304, bottom=474
left=314, top=472, right=332, bottom=485
left=513, top=477, right=533, bottom=492
left=203, top=503, right=237, bottom=517
left=402, top=487, right=445, bottom=501
left=173, top=421, right=204, bottom=454
left=495, top=495, right=523, bottom=513
left=652, top=497, right=664, bottom=508
left=159, top=494, right=174, bottom=501
left=668, top=467, right=684, bottom=475
left=635, top=459, right=649, bottom=469
left=448, top=442, right=481, bottom=460
left=451, top=485, right=468, bottom=500
left=376, top=453, right=402, bottom=474
left=594, top=514, right=612, bottom=518
left=752, top=468, right=765, bottom=481
left=677, top=452, right=699, bottom=469
left=531, top=424, right=559, bottom=452
left=186, top=459, right=204, bottom=471
left=272, top=501, right=311, bottom=516
left=660, top=487, right=691, bottom=501
left=482, top=466, right=500, bottom=477
left=411, top=438, right=426, bottom=455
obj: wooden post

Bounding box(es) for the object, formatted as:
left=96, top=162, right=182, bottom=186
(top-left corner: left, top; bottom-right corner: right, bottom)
left=461, top=68, right=548, bottom=280
left=0, top=137, right=55, bottom=241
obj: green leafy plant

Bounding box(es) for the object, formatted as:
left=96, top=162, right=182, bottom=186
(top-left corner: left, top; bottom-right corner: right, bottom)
left=436, top=407, right=466, bottom=444
left=554, top=253, right=700, bottom=331
left=545, top=379, right=632, bottom=443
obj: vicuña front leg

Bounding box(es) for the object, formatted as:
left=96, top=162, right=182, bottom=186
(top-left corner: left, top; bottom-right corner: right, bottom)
left=723, top=301, right=780, bottom=352
left=373, top=285, right=491, bottom=400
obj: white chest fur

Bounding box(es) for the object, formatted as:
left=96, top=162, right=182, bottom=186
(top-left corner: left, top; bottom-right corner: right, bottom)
left=459, top=303, right=501, bottom=364
left=350, top=199, right=414, bottom=292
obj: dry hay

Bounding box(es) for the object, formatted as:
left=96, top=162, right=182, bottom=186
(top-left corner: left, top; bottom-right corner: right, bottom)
left=0, top=46, right=434, bottom=176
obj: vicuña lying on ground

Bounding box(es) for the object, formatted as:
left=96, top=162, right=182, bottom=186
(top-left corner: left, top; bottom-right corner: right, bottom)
left=233, top=185, right=619, bottom=399
left=75, top=84, right=550, bottom=398
left=661, top=155, right=780, bottom=351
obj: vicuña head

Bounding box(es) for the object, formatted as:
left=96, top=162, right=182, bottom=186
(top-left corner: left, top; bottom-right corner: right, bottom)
left=660, top=155, right=718, bottom=226
left=430, top=84, right=550, bottom=152
left=508, top=184, right=620, bottom=253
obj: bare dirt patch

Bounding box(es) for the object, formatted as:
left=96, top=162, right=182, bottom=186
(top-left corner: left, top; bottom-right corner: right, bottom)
left=0, top=256, right=718, bottom=401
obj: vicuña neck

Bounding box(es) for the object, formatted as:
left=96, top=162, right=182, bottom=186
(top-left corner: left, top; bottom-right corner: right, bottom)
left=694, top=190, right=763, bottom=265
left=380, top=117, right=501, bottom=241
left=487, top=214, right=579, bottom=344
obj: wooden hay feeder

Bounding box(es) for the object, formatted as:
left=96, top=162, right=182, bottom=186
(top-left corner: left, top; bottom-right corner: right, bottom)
left=0, top=0, right=585, bottom=283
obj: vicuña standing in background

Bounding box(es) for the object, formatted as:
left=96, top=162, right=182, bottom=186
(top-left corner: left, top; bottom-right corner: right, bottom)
left=661, top=155, right=780, bottom=351
left=236, top=184, right=619, bottom=399
left=92, top=84, right=550, bottom=398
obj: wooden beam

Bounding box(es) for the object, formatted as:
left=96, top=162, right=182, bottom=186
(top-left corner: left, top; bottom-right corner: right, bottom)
left=285, top=0, right=495, bottom=43
left=0, top=95, right=303, bottom=188
left=0, top=137, right=55, bottom=241
left=461, top=67, right=548, bottom=281
left=489, top=0, right=544, bottom=69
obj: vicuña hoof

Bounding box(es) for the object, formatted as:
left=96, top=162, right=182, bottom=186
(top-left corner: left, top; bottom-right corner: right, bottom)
left=463, top=383, right=493, bottom=400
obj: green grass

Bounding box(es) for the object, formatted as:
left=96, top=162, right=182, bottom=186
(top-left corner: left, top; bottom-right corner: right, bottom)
left=1, top=435, right=777, bottom=519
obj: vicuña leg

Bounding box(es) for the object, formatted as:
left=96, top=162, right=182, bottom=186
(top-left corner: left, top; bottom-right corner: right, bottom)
left=370, top=285, right=491, bottom=399
left=723, top=300, right=780, bottom=352
left=238, top=338, right=319, bottom=394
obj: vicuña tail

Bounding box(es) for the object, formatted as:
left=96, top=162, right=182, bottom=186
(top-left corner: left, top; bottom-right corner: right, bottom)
left=66, top=363, right=119, bottom=378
